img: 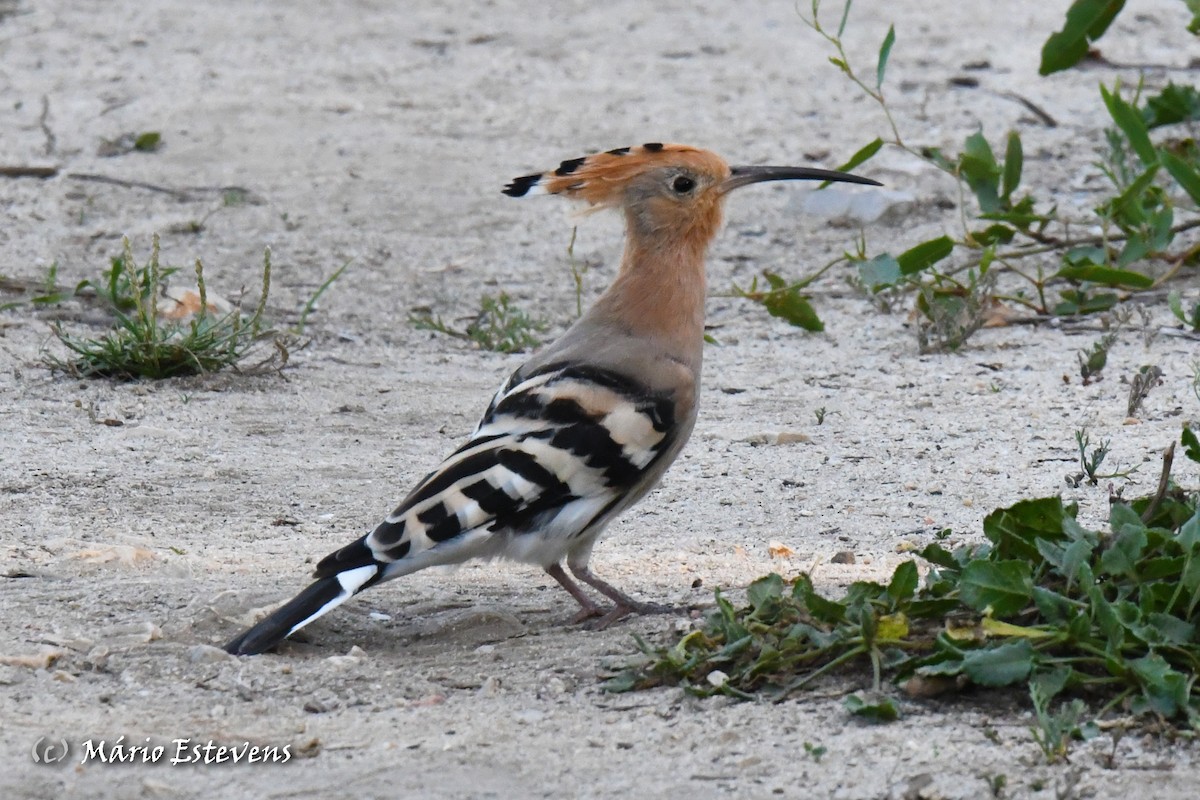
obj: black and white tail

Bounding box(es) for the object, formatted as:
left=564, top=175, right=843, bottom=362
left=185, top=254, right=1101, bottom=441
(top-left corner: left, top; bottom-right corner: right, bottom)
left=224, top=542, right=381, bottom=655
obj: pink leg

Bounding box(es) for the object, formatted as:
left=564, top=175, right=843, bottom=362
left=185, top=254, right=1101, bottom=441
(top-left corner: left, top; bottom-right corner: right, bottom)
left=544, top=564, right=603, bottom=623
left=567, top=563, right=674, bottom=631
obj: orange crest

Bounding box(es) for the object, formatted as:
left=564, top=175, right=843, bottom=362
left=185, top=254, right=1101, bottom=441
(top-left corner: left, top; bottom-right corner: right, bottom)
left=503, top=143, right=731, bottom=208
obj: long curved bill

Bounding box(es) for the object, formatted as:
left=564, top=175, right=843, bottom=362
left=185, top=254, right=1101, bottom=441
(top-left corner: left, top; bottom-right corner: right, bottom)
left=720, top=165, right=882, bottom=194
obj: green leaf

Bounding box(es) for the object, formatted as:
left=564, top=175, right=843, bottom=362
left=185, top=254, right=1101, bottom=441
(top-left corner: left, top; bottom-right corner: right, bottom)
left=1054, top=264, right=1154, bottom=289
left=959, top=560, right=1034, bottom=617
left=887, top=561, right=919, bottom=603
left=1032, top=665, right=1072, bottom=700
left=1147, top=205, right=1175, bottom=253
left=1145, top=612, right=1195, bottom=645
left=134, top=131, right=162, bottom=152
left=1054, top=289, right=1119, bottom=316
left=1039, top=0, right=1126, bottom=76
left=896, top=236, right=954, bottom=276
left=1180, top=505, right=1200, bottom=549
left=1100, top=515, right=1147, bottom=579
left=1183, top=425, right=1200, bottom=465
left=762, top=289, right=824, bottom=332
left=1032, top=587, right=1075, bottom=622
left=835, top=137, right=884, bottom=175
left=1103, top=164, right=1161, bottom=224
left=1129, top=654, right=1188, bottom=717
left=1101, top=84, right=1157, bottom=166
left=793, top=574, right=846, bottom=624
left=836, top=0, right=853, bottom=38
left=1116, top=233, right=1151, bottom=268
left=1161, top=150, right=1200, bottom=206
left=961, top=639, right=1034, bottom=686
left=1062, top=245, right=1108, bottom=266
left=1109, top=502, right=1145, bottom=533
left=983, top=497, right=1071, bottom=561
left=972, top=224, right=1016, bottom=246
left=747, top=573, right=784, bottom=610
left=1188, top=0, right=1200, bottom=34
left=1141, top=81, right=1200, bottom=128
left=844, top=693, right=900, bottom=722
left=959, top=132, right=1002, bottom=213
left=857, top=254, right=903, bottom=291
left=876, top=25, right=896, bottom=89
left=1001, top=131, right=1023, bottom=199
left=1085, top=566, right=1124, bottom=648
left=916, top=542, right=959, bottom=570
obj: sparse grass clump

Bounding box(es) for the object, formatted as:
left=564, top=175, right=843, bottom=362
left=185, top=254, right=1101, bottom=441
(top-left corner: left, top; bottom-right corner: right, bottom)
left=46, top=235, right=284, bottom=379
left=411, top=291, right=547, bottom=353
left=610, top=430, right=1200, bottom=757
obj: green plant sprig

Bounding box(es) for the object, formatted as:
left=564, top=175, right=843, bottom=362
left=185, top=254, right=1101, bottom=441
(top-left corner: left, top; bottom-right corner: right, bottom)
left=411, top=291, right=547, bottom=353
left=771, top=1, right=1200, bottom=349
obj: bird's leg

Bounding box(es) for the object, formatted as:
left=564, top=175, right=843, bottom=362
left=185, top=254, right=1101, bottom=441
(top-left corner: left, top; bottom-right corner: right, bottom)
left=544, top=563, right=604, bottom=623
left=567, top=563, right=675, bottom=631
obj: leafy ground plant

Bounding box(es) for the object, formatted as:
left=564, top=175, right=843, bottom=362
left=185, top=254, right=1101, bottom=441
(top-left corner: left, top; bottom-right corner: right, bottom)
left=47, top=235, right=284, bottom=379
left=610, top=430, right=1200, bottom=747
left=740, top=1, right=1200, bottom=349
left=411, top=291, right=547, bottom=353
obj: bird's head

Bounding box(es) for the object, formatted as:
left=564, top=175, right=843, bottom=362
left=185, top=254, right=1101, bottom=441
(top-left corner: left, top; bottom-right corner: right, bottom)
left=503, top=142, right=880, bottom=249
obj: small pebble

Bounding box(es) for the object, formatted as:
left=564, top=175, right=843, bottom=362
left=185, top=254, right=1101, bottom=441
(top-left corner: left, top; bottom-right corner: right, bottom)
left=188, top=644, right=234, bottom=664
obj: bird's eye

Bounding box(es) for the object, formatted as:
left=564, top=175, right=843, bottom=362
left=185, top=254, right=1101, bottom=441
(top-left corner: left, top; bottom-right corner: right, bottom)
left=672, top=175, right=695, bottom=194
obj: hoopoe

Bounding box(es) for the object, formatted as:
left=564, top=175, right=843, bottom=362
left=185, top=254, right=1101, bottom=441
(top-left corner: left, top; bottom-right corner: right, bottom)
left=223, top=143, right=879, bottom=655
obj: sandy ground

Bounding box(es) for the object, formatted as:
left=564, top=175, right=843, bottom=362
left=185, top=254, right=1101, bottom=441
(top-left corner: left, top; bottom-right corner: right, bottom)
left=3, top=0, right=1200, bottom=797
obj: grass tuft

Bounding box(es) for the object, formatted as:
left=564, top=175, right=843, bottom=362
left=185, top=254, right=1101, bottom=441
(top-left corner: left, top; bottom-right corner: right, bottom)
left=411, top=291, right=547, bottom=353
left=46, top=235, right=285, bottom=380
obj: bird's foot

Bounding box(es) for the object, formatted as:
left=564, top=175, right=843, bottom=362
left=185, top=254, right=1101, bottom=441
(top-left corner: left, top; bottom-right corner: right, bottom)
left=580, top=600, right=677, bottom=631
left=570, top=605, right=605, bottom=625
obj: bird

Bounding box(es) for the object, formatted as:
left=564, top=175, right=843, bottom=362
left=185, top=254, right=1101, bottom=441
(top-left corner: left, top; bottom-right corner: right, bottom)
left=223, top=142, right=879, bottom=655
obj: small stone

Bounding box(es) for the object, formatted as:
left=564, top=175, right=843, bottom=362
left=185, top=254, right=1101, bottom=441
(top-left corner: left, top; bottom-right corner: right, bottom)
left=325, top=655, right=361, bottom=669
left=767, top=540, right=795, bottom=558
left=831, top=551, right=856, bottom=564
left=0, top=648, right=65, bottom=670
left=69, top=544, right=156, bottom=566
left=706, top=670, right=729, bottom=687
left=97, top=621, right=162, bottom=649
left=304, top=698, right=333, bottom=714
left=188, top=644, right=234, bottom=664
left=513, top=708, right=545, bottom=724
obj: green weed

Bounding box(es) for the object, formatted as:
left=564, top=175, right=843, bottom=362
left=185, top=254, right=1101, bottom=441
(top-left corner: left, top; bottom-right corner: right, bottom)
left=411, top=292, right=547, bottom=353
left=609, top=430, right=1200, bottom=748
left=46, top=236, right=284, bottom=379
left=750, top=2, right=1200, bottom=349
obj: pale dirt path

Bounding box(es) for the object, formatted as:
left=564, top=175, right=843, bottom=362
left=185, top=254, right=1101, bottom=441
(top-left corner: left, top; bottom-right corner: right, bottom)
left=2, top=1, right=1199, bottom=798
